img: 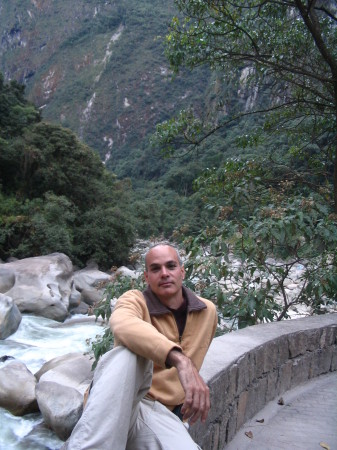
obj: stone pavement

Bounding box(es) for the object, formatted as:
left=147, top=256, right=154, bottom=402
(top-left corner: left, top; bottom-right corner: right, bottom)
left=225, top=372, right=337, bottom=450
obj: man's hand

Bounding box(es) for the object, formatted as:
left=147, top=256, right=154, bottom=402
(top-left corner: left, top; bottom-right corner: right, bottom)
left=166, top=350, right=210, bottom=425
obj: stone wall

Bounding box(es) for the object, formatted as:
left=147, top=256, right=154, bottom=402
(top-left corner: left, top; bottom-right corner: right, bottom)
left=190, top=313, right=337, bottom=450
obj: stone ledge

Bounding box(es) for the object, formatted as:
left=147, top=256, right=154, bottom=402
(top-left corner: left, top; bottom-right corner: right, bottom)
left=190, top=313, right=337, bottom=450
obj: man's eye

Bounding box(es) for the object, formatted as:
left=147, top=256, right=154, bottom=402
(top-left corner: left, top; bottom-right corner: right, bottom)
left=167, top=264, right=177, bottom=269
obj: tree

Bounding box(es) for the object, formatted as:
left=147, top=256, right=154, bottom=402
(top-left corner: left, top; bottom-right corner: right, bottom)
left=158, top=0, right=337, bottom=211
left=0, top=75, right=136, bottom=268
left=182, top=159, right=337, bottom=328
left=151, top=2, right=337, bottom=326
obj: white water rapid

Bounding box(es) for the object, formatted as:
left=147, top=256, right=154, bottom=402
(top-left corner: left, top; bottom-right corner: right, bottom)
left=0, top=314, right=105, bottom=450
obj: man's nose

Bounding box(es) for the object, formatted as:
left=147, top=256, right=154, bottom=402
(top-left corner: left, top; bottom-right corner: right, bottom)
left=160, top=266, right=169, bottom=276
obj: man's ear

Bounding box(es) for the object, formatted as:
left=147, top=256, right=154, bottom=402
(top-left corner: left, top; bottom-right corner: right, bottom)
left=144, top=271, right=149, bottom=283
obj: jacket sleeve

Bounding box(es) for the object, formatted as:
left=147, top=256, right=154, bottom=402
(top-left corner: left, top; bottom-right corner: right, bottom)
left=109, top=290, right=181, bottom=368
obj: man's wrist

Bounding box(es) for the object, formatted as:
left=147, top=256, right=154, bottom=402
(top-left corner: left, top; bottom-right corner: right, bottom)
left=165, top=348, right=184, bottom=368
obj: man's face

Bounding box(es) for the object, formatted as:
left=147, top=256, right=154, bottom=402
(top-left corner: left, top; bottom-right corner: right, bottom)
left=144, top=245, right=185, bottom=306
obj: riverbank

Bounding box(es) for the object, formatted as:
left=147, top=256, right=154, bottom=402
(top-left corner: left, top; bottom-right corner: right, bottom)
left=0, top=314, right=104, bottom=450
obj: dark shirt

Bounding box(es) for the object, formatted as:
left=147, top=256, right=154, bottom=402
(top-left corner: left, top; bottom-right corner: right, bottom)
left=168, top=295, right=187, bottom=339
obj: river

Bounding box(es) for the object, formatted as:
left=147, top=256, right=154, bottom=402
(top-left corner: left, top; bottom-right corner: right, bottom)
left=0, top=314, right=105, bottom=450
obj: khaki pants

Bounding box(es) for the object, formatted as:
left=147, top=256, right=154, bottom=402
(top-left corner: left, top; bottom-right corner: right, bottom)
left=65, top=346, right=201, bottom=450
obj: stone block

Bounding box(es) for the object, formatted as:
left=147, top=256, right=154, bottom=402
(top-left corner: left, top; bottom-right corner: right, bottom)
left=208, top=370, right=230, bottom=420
left=319, top=325, right=337, bottom=348
left=288, top=331, right=308, bottom=358
left=209, top=422, right=219, bottom=450
left=266, top=369, right=278, bottom=402
left=277, top=336, right=289, bottom=366
left=191, top=418, right=208, bottom=445
left=331, top=345, right=337, bottom=371
left=218, top=411, right=230, bottom=450
left=253, top=341, right=280, bottom=379
left=253, top=346, right=264, bottom=379
left=245, top=377, right=267, bottom=420
left=236, top=355, right=250, bottom=395
left=236, top=390, right=248, bottom=430
left=264, top=341, right=279, bottom=373
left=278, top=360, right=292, bottom=394
left=291, top=354, right=310, bottom=387
left=228, top=364, right=238, bottom=403
left=241, top=378, right=267, bottom=425
left=310, top=348, right=333, bottom=378
left=306, top=328, right=321, bottom=351
left=226, top=402, right=238, bottom=443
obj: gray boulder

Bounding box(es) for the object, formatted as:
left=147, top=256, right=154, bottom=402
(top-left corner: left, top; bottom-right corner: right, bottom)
left=115, top=266, right=139, bottom=278
left=36, top=381, right=83, bottom=440
left=0, top=268, right=15, bottom=292
left=0, top=293, right=22, bottom=339
left=35, top=353, right=94, bottom=439
left=72, top=267, right=111, bottom=293
left=69, top=285, right=81, bottom=309
left=0, top=253, right=73, bottom=321
left=35, top=352, right=93, bottom=391
left=80, top=288, right=102, bottom=306
left=0, top=360, right=38, bottom=415
left=69, top=302, right=89, bottom=315
left=70, top=267, right=111, bottom=314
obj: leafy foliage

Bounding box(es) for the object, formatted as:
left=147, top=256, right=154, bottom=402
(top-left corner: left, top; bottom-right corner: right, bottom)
left=0, top=76, right=136, bottom=268
left=182, top=159, right=337, bottom=328
left=91, top=273, right=146, bottom=367
left=161, top=0, right=337, bottom=209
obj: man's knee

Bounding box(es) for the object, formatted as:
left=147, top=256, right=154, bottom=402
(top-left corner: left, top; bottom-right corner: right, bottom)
left=92, top=346, right=153, bottom=396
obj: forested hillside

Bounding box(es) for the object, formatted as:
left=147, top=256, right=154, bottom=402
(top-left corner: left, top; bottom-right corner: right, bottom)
left=0, top=0, right=210, bottom=171
left=0, top=75, right=135, bottom=268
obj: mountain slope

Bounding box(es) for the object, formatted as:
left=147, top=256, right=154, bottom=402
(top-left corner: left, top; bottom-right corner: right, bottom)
left=0, top=0, right=209, bottom=172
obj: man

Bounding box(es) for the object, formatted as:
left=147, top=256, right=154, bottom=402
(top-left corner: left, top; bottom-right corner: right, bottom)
left=65, top=243, right=217, bottom=449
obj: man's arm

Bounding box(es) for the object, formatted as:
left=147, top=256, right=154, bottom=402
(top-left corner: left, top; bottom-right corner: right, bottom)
left=110, top=290, right=182, bottom=368
left=166, top=349, right=210, bottom=425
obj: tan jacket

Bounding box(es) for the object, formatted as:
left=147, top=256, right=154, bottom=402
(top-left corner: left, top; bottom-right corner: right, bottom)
left=110, top=286, right=217, bottom=408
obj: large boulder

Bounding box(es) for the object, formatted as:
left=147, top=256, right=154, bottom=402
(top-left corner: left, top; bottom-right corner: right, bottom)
left=71, top=267, right=111, bottom=313
left=36, top=381, right=83, bottom=440
left=35, top=352, right=93, bottom=392
left=0, top=293, right=22, bottom=339
left=72, top=267, right=111, bottom=293
left=35, top=353, right=94, bottom=440
left=115, top=266, right=139, bottom=279
left=0, top=360, right=38, bottom=415
left=0, top=253, right=73, bottom=321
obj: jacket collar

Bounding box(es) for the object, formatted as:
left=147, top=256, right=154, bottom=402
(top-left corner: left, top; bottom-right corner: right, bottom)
left=143, top=285, right=207, bottom=316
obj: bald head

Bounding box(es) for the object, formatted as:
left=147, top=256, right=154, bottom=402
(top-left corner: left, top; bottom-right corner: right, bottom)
left=144, top=243, right=182, bottom=272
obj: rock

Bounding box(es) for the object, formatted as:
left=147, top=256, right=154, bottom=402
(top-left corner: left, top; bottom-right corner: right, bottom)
left=35, top=353, right=94, bottom=440
left=35, top=353, right=93, bottom=392
left=70, top=302, right=89, bottom=315
left=69, top=285, right=81, bottom=309
left=0, top=360, right=38, bottom=415
left=73, top=268, right=111, bottom=292
left=36, top=381, right=83, bottom=440
left=80, top=288, right=102, bottom=306
left=70, top=268, right=110, bottom=315
left=0, top=293, right=22, bottom=339
left=0, top=268, right=15, bottom=292
left=115, top=266, right=139, bottom=278
left=0, top=253, right=73, bottom=321
left=0, top=355, right=15, bottom=363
